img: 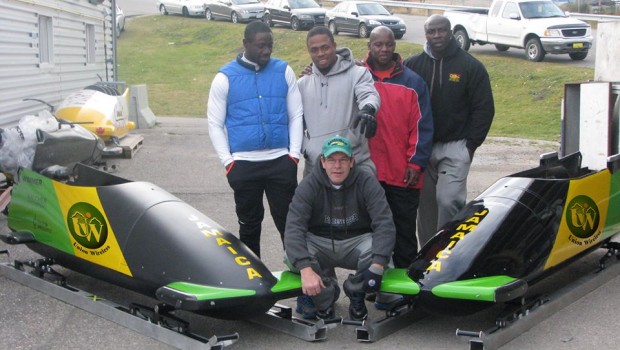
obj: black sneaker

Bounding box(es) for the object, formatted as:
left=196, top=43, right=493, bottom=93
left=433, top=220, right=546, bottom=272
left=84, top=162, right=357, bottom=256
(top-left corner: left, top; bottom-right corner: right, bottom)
left=316, top=306, right=335, bottom=320
left=348, top=293, right=368, bottom=321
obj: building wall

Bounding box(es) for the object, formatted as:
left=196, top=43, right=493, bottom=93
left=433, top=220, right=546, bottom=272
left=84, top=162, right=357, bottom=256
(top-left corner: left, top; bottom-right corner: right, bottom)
left=0, top=0, right=115, bottom=127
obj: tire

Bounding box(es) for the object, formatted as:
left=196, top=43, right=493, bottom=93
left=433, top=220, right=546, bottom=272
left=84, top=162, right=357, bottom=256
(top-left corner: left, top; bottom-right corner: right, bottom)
left=569, top=51, right=588, bottom=60
left=525, top=38, right=545, bottom=62
left=358, top=23, right=369, bottom=38
left=495, top=44, right=509, bottom=52
left=205, top=9, right=213, bottom=21
left=159, top=5, right=168, bottom=15
left=182, top=7, right=189, bottom=17
left=328, top=21, right=338, bottom=35
left=263, top=13, right=273, bottom=27
left=291, top=17, right=300, bottom=31
left=454, top=30, right=470, bottom=51
left=395, top=33, right=404, bottom=40
left=231, top=12, right=239, bottom=24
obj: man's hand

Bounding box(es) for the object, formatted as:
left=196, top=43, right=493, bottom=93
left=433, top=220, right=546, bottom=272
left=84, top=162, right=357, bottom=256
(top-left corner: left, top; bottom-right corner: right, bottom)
left=467, top=147, right=475, bottom=161
left=300, top=267, right=325, bottom=296
left=298, top=63, right=313, bottom=78
left=404, top=167, right=420, bottom=186
left=225, top=161, right=235, bottom=175
left=360, top=264, right=384, bottom=293
left=353, top=104, right=377, bottom=138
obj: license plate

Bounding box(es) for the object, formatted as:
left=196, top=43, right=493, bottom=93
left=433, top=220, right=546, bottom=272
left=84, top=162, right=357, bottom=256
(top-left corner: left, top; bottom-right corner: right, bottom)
left=573, top=43, right=584, bottom=49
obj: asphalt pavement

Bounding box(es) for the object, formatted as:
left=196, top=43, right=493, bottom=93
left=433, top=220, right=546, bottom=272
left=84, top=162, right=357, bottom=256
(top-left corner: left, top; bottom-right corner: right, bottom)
left=1, top=117, right=620, bottom=350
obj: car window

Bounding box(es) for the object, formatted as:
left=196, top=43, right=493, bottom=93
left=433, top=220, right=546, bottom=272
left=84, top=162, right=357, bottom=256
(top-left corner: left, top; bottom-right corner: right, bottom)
left=519, top=1, right=566, bottom=18
left=502, top=2, right=519, bottom=19
left=490, top=1, right=504, bottom=17
left=356, top=3, right=390, bottom=16
left=289, top=0, right=320, bottom=8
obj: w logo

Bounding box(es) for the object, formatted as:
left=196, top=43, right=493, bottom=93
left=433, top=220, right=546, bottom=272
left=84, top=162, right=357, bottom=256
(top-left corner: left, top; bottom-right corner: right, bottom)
left=67, top=202, right=108, bottom=249
left=566, top=195, right=599, bottom=239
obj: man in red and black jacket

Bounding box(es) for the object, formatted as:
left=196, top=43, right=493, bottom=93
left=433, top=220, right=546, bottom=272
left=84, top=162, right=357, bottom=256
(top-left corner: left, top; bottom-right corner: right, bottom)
left=363, top=26, right=433, bottom=269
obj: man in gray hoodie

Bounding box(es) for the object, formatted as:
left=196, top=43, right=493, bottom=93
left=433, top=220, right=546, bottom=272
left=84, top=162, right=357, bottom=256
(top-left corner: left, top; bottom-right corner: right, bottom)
left=284, top=135, right=395, bottom=321
left=298, top=26, right=380, bottom=177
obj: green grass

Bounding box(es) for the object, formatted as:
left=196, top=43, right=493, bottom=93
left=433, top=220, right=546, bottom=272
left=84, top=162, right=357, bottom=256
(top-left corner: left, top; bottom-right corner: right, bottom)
left=118, top=16, right=594, bottom=141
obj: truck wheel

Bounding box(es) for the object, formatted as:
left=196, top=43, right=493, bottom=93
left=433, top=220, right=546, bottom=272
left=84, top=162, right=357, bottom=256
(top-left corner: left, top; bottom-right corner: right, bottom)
left=454, top=30, right=470, bottom=51
left=525, top=38, right=545, bottom=62
left=495, top=44, right=509, bottom=52
left=569, top=51, right=588, bottom=60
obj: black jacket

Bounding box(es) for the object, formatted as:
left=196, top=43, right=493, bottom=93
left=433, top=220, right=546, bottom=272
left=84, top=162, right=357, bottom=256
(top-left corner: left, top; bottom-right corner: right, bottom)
left=404, top=37, right=495, bottom=153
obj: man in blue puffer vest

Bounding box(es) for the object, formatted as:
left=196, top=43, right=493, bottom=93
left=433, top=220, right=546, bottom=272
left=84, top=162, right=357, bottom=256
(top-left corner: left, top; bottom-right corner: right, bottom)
left=208, top=21, right=304, bottom=258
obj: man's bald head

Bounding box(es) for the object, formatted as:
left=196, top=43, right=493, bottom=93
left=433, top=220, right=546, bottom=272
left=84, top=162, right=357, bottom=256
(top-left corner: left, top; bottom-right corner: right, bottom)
left=369, top=26, right=395, bottom=42
left=424, top=14, right=451, bottom=32
left=367, top=26, right=396, bottom=70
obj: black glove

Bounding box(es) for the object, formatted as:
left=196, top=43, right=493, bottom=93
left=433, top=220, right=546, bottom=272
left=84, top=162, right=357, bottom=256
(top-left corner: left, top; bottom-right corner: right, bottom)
left=360, top=265, right=383, bottom=293
left=344, top=265, right=384, bottom=295
left=353, top=104, right=377, bottom=138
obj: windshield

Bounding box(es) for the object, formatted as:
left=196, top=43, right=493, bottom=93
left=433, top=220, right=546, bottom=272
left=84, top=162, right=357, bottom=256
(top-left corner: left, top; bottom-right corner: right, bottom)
left=356, top=3, right=390, bottom=16
left=232, top=0, right=260, bottom=4
left=519, top=1, right=566, bottom=19
left=289, top=0, right=320, bottom=9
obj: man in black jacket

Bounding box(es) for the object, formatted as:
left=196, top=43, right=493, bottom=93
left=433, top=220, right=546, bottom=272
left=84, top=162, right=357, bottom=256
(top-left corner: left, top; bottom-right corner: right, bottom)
left=405, top=14, right=495, bottom=246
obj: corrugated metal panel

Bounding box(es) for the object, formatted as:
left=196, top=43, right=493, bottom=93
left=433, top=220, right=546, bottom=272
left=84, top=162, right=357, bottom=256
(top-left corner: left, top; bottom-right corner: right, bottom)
left=0, top=0, right=115, bottom=127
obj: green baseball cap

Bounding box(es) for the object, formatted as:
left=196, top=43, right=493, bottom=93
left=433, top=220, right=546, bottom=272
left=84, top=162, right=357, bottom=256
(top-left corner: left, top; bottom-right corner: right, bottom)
left=322, top=135, right=352, bottom=158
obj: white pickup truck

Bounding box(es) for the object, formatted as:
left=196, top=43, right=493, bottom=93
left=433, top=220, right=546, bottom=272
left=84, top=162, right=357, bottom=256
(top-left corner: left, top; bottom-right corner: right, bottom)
left=444, top=0, right=593, bottom=61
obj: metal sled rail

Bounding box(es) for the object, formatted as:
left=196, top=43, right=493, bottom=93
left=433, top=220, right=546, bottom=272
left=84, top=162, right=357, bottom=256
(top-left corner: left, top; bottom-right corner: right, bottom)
left=456, top=246, right=620, bottom=350
left=249, top=303, right=335, bottom=341
left=0, top=261, right=238, bottom=350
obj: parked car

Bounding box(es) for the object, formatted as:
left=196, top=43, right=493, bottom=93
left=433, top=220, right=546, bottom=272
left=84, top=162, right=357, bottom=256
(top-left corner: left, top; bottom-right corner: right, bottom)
left=115, top=5, right=125, bottom=38
left=205, top=0, right=265, bottom=23
left=325, top=1, right=407, bottom=39
left=157, top=0, right=206, bottom=17
left=263, top=0, right=326, bottom=31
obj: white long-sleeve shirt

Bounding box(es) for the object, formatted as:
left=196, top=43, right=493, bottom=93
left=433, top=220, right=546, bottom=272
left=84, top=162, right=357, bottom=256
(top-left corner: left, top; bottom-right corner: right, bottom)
left=207, top=55, right=304, bottom=167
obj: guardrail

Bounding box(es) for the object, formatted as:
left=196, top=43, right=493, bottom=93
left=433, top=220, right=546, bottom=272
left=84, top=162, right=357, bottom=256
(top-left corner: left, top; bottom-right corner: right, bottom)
left=323, top=0, right=620, bottom=22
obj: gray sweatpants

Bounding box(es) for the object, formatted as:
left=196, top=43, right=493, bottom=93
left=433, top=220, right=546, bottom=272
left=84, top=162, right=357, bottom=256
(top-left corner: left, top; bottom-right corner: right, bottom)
left=287, top=233, right=373, bottom=311
left=417, top=139, right=472, bottom=247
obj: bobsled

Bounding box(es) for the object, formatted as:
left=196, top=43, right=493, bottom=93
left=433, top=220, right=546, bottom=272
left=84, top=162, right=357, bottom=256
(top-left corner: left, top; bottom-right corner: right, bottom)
left=55, top=83, right=135, bottom=142
left=2, top=164, right=301, bottom=320
left=377, top=151, right=620, bottom=316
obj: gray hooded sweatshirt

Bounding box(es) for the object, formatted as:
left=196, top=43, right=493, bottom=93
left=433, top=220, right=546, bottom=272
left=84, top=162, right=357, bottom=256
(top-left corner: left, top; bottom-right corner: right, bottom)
left=298, top=48, right=380, bottom=175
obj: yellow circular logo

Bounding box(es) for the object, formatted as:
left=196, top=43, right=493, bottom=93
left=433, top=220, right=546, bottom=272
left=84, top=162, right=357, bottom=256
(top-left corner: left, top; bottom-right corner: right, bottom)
left=566, top=195, right=599, bottom=239
left=67, top=202, right=108, bottom=249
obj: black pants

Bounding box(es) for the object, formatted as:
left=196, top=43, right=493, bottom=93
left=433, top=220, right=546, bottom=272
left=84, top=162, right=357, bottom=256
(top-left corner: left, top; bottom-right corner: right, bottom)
left=381, top=183, right=420, bottom=268
left=226, top=155, right=298, bottom=258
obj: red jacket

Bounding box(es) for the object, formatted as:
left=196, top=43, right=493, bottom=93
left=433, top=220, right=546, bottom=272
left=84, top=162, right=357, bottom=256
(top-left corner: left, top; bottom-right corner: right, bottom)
left=365, top=53, right=433, bottom=189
